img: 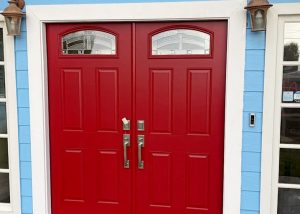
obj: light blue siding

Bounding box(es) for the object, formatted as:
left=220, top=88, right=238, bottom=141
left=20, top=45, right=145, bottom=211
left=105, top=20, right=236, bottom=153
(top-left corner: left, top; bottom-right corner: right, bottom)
left=241, top=172, right=261, bottom=191
left=20, top=162, right=32, bottom=179
left=245, top=50, right=265, bottom=71
left=19, top=144, right=31, bottom=161
left=244, top=72, right=264, bottom=92
left=21, top=196, right=33, bottom=214
left=243, top=92, right=264, bottom=112
left=0, top=0, right=297, bottom=213
left=21, top=179, right=32, bottom=197
left=246, top=29, right=265, bottom=50
left=241, top=191, right=260, bottom=211
left=241, top=9, right=265, bottom=214
left=241, top=211, right=259, bottom=214
left=16, top=70, right=29, bottom=89
left=17, top=89, right=29, bottom=108
left=18, top=126, right=31, bottom=144
left=15, top=34, right=27, bottom=51
left=242, top=132, right=262, bottom=152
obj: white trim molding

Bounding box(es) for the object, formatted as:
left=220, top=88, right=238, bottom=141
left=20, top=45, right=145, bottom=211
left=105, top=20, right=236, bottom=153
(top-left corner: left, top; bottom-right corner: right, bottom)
left=261, top=4, right=300, bottom=214
left=26, top=1, right=246, bottom=214
left=0, top=19, right=21, bottom=214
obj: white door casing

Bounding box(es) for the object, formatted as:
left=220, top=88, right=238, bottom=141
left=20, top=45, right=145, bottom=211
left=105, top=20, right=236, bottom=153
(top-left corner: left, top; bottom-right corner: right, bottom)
left=26, top=1, right=247, bottom=214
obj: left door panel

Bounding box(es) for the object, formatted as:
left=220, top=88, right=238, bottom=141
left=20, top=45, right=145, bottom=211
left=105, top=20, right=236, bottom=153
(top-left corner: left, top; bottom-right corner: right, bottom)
left=47, top=23, right=132, bottom=214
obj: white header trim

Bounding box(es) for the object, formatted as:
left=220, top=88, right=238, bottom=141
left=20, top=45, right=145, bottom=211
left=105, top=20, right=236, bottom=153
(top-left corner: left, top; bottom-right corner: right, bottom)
left=26, top=1, right=246, bottom=214
left=261, top=3, right=300, bottom=214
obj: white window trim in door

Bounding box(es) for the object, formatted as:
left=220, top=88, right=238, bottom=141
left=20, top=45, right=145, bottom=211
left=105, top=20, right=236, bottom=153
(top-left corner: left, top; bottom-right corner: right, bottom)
left=0, top=16, right=21, bottom=214
left=26, top=1, right=246, bottom=214
left=261, top=4, right=300, bottom=214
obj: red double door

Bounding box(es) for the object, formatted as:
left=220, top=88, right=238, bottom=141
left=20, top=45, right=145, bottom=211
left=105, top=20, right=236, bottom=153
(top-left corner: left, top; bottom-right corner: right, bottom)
left=47, top=22, right=227, bottom=214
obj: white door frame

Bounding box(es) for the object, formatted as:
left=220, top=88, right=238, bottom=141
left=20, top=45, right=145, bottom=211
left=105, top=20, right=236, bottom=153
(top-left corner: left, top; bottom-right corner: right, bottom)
left=261, top=3, right=300, bottom=214
left=26, top=1, right=246, bottom=214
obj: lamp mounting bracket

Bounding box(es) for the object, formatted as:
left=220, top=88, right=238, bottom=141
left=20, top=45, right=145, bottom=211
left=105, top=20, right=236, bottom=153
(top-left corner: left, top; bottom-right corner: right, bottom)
left=14, top=0, right=25, bottom=10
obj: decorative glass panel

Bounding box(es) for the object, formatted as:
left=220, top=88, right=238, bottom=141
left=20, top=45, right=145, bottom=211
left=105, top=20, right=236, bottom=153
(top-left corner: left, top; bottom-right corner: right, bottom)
left=0, top=138, right=8, bottom=169
left=152, top=29, right=210, bottom=55
left=284, top=23, right=300, bottom=62
left=0, top=173, right=10, bottom=203
left=0, top=103, right=7, bottom=134
left=62, top=30, right=116, bottom=55
left=279, top=149, right=300, bottom=184
left=0, top=66, right=5, bottom=98
left=282, top=66, right=300, bottom=103
left=278, top=188, right=300, bottom=214
left=280, top=108, right=300, bottom=144
left=0, top=29, right=3, bottom=61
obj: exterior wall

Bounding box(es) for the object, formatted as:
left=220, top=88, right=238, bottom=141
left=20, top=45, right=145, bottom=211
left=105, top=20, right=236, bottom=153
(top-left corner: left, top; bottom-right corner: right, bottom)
left=241, top=1, right=300, bottom=214
left=0, top=0, right=297, bottom=213
left=241, top=15, right=265, bottom=214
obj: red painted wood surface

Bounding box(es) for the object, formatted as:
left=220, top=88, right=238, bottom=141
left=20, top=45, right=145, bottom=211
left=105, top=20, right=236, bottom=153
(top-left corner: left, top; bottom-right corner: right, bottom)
left=135, top=22, right=227, bottom=214
left=47, top=21, right=227, bottom=214
left=47, top=23, right=133, bottom=214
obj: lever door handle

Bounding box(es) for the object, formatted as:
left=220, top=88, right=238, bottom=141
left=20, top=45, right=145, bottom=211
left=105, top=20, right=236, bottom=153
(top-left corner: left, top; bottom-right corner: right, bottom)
left=123, top=134, right=130, bottom=169
left=137, top=135, right=144, bottom=169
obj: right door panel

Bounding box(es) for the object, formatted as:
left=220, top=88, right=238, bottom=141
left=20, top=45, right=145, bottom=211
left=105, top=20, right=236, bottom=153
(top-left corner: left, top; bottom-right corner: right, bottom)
left=135, top=21, right=227, bottom=214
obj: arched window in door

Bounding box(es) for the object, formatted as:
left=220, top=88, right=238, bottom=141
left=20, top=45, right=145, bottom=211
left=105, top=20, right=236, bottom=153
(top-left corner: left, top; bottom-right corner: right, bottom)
left=151, top=29, right=210, bottom=55
left=62, top=30, right=116, bottom=55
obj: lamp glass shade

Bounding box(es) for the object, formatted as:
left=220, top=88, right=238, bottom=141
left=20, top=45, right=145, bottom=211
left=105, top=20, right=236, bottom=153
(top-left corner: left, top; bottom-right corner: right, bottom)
left=4, top=16, right=22, bottom=36
left=251, top=9, right=266, bottom=31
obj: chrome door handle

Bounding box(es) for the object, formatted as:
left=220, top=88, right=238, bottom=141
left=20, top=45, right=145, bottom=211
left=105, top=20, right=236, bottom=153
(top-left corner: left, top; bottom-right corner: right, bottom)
left=123, top=134, right=130, bottom=169
left=137, top=135, right=144, bottom=169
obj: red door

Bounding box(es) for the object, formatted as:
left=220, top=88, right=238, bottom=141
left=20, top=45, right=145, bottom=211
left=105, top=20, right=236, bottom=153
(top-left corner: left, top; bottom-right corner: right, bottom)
left=47, top=21, right=227, bottom=214
left=135, top=22, right=227, bottom=214
left=47, top=23, right=133, bottom=214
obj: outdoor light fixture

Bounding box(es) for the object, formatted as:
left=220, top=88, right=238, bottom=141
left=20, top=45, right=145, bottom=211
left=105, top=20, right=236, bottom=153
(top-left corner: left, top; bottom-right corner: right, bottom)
left=245, top=0, right=273, bottom=32
left=0, top=0, right=25, bottom=36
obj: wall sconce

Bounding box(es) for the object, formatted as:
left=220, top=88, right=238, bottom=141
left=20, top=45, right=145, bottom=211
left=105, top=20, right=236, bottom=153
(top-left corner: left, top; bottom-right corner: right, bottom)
left=0, top=0, right=25, bottom=36
left=245, top=0, right=273, bottom=32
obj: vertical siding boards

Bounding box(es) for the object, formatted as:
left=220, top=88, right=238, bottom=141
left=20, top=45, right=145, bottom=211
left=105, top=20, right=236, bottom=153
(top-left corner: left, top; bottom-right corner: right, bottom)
left=0, top=0, right=297, bottom=213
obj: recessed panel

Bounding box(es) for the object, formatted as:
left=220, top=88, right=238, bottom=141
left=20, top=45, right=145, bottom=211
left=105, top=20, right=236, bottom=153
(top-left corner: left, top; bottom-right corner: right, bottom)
left=96, top=150, right=119, bottom=204
left=63, top=150, right=84, bottom=202
left=62, top=69, right=83, bottom=130
left=150, top=70, right=172, bottom=133
left=150, top=153, right=172, bottom=207
left=97, top=69, right=118, bottom=131
left=186, top=154, right=209, bottom=210
left=188, top=70, right=211, bottom=134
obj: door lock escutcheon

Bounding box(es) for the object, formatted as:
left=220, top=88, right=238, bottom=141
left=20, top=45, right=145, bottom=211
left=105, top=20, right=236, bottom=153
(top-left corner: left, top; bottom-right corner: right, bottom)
left=137, top=120, right=145, bottom=131
left=122, top=117, right=130, bottom=131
